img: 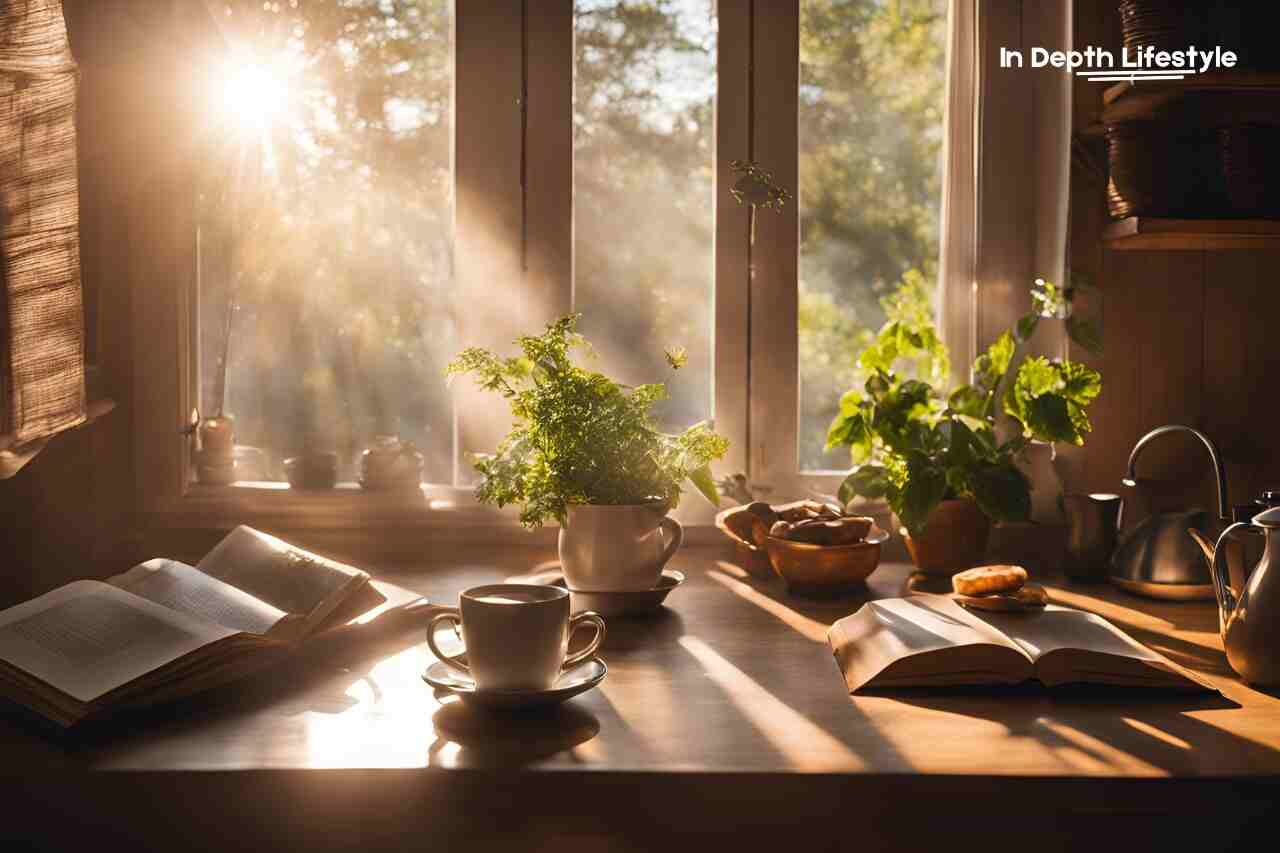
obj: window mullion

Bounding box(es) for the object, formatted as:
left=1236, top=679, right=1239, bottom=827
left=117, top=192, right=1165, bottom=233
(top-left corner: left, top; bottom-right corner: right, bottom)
left=452, top=0, right=529, bottom=487
left=524, top=0, right=574, bottom=319
left=746, top=0, right=800, bottom=492
left=715, top=0, right=752, bottom=483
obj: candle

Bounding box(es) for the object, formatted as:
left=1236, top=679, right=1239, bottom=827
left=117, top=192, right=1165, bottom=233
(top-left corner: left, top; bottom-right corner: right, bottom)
left=200, top=415, right=235, bottom=457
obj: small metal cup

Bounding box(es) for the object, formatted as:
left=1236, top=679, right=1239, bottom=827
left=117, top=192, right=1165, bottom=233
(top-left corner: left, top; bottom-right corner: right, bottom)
left=1063, top=493, right=1123, bottom=582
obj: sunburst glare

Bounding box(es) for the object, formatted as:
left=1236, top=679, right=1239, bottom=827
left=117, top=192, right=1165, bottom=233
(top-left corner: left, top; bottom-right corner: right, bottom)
left=214, top=58, right=292, bottom=138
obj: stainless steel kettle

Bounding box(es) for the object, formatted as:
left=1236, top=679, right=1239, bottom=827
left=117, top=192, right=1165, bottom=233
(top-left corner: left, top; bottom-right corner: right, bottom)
left=1110, top=425, right=1231, bottom=600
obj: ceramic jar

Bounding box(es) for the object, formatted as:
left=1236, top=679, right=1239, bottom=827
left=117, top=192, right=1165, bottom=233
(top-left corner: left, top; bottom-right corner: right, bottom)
left=558, top=504, right=683, bottom=592
left=359, top=435, right=425, bottom=491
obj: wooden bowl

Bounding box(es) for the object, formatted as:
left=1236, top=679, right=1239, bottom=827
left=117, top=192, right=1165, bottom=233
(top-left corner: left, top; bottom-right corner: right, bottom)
left=714, top=504, right=775, bottom=579
left=764, top=525, right=890, bottom=596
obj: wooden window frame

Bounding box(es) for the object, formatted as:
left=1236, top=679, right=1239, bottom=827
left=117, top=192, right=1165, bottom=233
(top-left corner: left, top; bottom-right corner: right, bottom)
left=132, top=0, right=751, bottom=538
left=130, top=0, right=974, bottom=540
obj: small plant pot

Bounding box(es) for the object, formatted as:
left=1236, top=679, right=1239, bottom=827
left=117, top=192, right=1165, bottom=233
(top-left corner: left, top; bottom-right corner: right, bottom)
left=901, top=498, right=991, bottom=576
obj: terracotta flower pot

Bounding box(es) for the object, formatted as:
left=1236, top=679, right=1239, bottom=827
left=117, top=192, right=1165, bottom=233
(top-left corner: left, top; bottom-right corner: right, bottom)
left=902, top=498, right=991, bottom=576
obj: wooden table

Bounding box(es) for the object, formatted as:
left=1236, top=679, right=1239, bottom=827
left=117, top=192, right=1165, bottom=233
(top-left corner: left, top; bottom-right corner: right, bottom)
left=3, top=548, right=1279, bottom=851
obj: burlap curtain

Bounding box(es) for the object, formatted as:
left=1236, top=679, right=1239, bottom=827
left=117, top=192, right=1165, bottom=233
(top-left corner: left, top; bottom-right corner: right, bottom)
left=0, top=0, right=84, bottom=448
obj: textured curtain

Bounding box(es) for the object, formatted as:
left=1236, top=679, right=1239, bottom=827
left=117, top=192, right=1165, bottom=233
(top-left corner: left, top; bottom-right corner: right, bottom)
left=0, top=0, right=84, bottom=447
left=938, top=0, right=979, bottom=385
left=942, top=0, right=1074, bottom=378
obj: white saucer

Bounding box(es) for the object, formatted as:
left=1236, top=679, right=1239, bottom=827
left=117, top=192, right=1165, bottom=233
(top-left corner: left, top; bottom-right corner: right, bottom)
left=422, top=657, right=607, bottom=710
left=508, top=568, right=685, bottom=615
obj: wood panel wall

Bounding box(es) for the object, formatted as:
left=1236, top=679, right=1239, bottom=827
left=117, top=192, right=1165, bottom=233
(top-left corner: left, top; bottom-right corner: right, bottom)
left=1063, top=0, right=1280, bottom=528
left=1070, top=248, right=1280, bottom=526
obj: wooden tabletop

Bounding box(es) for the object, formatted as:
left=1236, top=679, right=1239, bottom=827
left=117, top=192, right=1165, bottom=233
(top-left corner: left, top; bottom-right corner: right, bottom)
left=4, top=547, right=1279, bottom=849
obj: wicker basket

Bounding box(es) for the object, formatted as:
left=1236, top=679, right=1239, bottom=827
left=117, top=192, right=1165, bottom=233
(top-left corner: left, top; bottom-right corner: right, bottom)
left=1118, top=1, right=1209, bottom=56
left=1105, top=121, right=1223, bottom=219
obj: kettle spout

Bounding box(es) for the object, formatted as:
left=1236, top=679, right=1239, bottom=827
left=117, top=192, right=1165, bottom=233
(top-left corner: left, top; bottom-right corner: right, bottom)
left=1207, top=524, right=1252, bottom=636
left=1187, top=528, right=1217, bottom=570
left=1123, top=425, right=1231, bottom=522
left=1189, top=527, right=1236, bottom=635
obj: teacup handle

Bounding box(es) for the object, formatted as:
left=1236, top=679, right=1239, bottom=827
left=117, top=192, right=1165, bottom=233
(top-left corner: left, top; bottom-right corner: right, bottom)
left=657, top=517, right=684, bottom=570
left=563, top=611, right=607, bottom=669
left=426, top=608, right=469, bottom=675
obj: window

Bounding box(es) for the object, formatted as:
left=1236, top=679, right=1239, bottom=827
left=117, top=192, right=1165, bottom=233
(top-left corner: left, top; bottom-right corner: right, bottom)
left=573, top=0, right=717, bottom=433
left=198, top=1, right=455, bottom=483
left=797, top=0, right=949, bottom=473
left=163, top=0, right=954, bottom=527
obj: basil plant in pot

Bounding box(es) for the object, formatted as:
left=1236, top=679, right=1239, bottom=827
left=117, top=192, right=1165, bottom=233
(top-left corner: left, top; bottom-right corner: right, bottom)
left=447, top=315, right=729, bottom=592
left=826, top=280, right=1101, bottom=575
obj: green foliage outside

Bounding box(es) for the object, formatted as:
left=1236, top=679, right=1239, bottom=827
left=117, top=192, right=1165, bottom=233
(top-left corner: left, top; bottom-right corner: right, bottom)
left=201, top=0, right=954, bottom=484
left=798, top=0, right=949, bottom=470
left=572, top=0, right=717, bottom=432
left=446, top=316, right=729, bottom=528
left=200, top=0, right=456, bottom=481
left=826, top=282, right=1103, bottom=536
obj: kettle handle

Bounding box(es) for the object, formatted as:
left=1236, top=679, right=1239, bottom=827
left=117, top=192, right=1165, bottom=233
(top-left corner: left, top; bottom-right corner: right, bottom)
left=1211, top=522, right=1253, bottom=621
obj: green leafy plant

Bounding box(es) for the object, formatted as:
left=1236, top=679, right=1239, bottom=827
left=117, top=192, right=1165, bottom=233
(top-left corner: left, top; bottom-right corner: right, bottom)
left=446, top=315, right=729, bottom=528
left=826, top=279, right=1101, bottom=536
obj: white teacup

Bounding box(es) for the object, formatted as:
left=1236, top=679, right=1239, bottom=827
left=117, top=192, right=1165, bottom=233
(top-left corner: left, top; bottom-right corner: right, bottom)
left=426, top=584, right=606, bottom=691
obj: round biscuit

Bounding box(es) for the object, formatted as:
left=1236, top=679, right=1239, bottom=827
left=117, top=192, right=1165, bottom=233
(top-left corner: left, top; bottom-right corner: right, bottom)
left=951, top=564, right=1028, bottom=596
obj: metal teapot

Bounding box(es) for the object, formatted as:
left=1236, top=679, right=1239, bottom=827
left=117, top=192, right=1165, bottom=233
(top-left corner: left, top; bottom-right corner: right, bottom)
left=1204, top=507, right=1280, bottom=685
left=1110, top=425, right=1231, bottom=600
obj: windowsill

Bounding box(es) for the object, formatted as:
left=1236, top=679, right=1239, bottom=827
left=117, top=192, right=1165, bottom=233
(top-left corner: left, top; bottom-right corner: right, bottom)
left=142, top=480, right=731, bottom=545
left=148, top=480, right=511, bottom=526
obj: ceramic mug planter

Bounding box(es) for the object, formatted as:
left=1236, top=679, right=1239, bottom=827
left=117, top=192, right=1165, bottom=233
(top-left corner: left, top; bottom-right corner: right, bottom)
left=559, top=503, right=683, bottom=592
left=902, top=498, right=990, bottom=576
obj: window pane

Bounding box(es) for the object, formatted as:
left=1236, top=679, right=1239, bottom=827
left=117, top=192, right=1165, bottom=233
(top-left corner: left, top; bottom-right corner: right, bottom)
left=573, top=0, right=716, bottom=431
left=798, top=0, right=948, bottom=471
left=198, top=1, right=454, bottom=483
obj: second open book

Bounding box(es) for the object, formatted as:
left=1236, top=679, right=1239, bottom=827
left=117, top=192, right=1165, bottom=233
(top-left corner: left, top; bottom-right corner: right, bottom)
left=0, top=526, right=428, bottom=727
left=829, top=594, right=1214, bottom=693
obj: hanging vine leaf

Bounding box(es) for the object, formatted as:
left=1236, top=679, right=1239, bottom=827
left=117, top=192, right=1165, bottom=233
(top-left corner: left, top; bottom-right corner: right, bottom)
left=1065, top=316, right=1103, bottom=354
left=728, top=159, right=791, bottom=210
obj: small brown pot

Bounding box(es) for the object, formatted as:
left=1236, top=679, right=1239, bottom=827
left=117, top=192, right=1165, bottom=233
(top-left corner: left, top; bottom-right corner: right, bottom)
left=902, top=498, right=991, bottom=576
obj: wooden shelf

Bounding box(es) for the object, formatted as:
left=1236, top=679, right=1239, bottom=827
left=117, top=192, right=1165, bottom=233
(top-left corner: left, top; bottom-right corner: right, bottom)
left=1103, top=217, right=1280, bottom=250
left=1103, top=71, right=1280, bottom=108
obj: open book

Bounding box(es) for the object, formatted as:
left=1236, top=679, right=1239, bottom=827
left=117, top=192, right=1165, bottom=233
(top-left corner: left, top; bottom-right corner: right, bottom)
left=0, top=526, right=429, bottom=727
left=829, top=594, right=1214, bottom=693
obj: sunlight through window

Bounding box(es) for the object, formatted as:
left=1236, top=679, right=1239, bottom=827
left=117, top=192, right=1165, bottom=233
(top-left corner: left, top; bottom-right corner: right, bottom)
left=216, top=60, right=291, bottom=136
left=706, top=570, right=830, bottom=643
left=678, top=635, right=864, bottom=771
left=198, top=2, right=456, bottom=485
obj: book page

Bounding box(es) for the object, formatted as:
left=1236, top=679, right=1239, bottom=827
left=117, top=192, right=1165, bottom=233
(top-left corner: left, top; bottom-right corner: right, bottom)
left=108, top=559, right=288, bottom=636
left=974, top=606, right=1166, bottom=663
left=829, top=594, right=1033, bottom=692
left=0, top=581, right=235, bottom=703
left=973, top=606, right=1212, bottom=690
left=196, top=526, right=368, bottom=628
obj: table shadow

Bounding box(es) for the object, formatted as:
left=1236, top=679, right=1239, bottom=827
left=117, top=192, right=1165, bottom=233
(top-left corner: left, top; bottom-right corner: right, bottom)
left=880, top=686, right=1274, bottom=777
left=429, top=699, right=599, bottom=767
left=597, top=608, right=685, bottom=653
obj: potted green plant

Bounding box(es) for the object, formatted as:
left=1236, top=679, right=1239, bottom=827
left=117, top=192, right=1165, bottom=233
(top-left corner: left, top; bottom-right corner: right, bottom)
left=826, top=279, right=1101, bottom=575
left=447, top=315, right=729, bottom=591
